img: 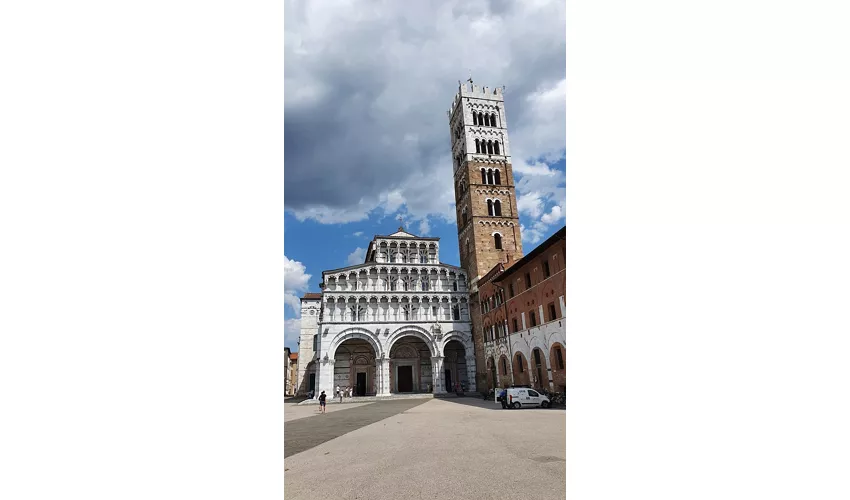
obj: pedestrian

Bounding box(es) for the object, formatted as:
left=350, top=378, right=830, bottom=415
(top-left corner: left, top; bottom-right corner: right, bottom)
left=318, top=391, right=327, bottom=414
left=500, top=387, right=509, bottom=409
left=348, top=387, right=353, bottom=398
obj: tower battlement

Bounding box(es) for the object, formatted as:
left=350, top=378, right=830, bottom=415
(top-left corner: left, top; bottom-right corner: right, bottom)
left=447, top=81, right=505, bottom=115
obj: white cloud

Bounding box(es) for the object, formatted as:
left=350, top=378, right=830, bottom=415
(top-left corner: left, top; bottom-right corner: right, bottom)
left=346, top=247, right=367, bottom=266
left=284, top=318, right=302, bottom=350
left=284, top=1, right=565, bottom=225
left=418, top=218, right=431, bottom=235
left=290, top=203, right=373, bottom=224
left=284, top=255, right=311, bottom=315
left=353, top=231, right=364, bottom=237
left=521, top=224, right=545, bottom=246
left=540, top=205, right=563, bottom=224
left=517, top=191, right=545, bottom=218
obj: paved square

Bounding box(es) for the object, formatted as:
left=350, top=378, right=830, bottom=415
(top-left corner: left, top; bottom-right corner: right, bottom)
left=284, top=397, right=565, bottom=500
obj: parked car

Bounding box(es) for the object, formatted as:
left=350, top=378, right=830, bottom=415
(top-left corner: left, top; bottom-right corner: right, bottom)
left=504, top=387, right=550, bottom=408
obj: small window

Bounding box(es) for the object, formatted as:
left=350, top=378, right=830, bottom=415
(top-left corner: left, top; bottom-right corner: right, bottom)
left=432, top=306, right=437, bottom=317
left=481, top=169, right=487, bottom=184
left=516, top=355, right=524, bottom=372
left=508, top=283, right=514, bottom=297
left=487, top=199, right=494, bottom=216
left=543, top=260, right=550, bottom=278
left=529, top=310, right=537, bottom=327
left=312, top=334, right=318, bottom=351
left=487, top=140, right=494, bottom=154
left=491, top=113, right=498, bottom=127
left=494, top=200, right=502, bottom=216
left=501, top=358, right=507, bottom=375
left=525, top=273, right=532, bottom=288
left=494, top=170, right=501, bottom=185
left=556, top=348, right=564, bottom=369
left=484, top=113, right=490, bottom=126
left=487, top=170, right=494, bottom=184
left=533, top=349, right=541, bottom=365
left=548, top=303, right=557, bottom=321
left=453, top=281, right=458, bottom=291
left=475, top=139, right=480, bottom=153
left=452, top=305, right=460, bottom=320
left=473, top=113, right=478, bottom=125
left=494, top=141, right=500, bottom=155
left=528, top=390, right=539, bottom=397
left=494, top=234, right=503, bottom=250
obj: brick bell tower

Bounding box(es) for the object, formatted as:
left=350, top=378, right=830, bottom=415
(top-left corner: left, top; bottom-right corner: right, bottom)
left=448, top=79, right=523, bottom=292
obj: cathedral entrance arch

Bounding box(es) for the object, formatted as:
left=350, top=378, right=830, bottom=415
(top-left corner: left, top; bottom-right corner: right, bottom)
left=443, top=339, right=469, bottom=392
left=388, top=336, right=432, bottom=394
left=333, top=338, right=378, bottom=397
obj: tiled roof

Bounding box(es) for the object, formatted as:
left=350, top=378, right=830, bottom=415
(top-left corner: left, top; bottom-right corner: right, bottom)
left=301, top=293, right=322, bottom=300
left=289, top=352, right=298, bottom=360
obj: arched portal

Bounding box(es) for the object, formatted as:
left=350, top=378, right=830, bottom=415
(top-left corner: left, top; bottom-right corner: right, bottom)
left=443, top=339, right=469, bottom=392
left=513, top=352, right=530, bottom=386
left=487, top=356, right=497, bottom=391
left=333, top=338, right=378, bottom=396
left=388, top=336, right=432, bottom=394
left=531, top=347, right=549, bottom=391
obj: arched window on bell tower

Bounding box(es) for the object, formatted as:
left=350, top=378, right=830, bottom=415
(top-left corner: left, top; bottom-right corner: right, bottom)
left=478, top=112, right=484, bottom=125
left=487, top=199, right=494, bottom=216
left=487, top=140, right=494, bottom=154
left=475, top=139, right=480, bottom=153
left=491, top=113, right=498, bottom=127
left=487, top=169, right=494, bottom=185
left=494, top=169, right=501, bottom=185
left=484, top=113, right=490, bottom=126
left=494, top=199, right=502, bottom=216
left=494, top=141, right=500, bottom=155
left=472, top=112, right=478, bottom=125
left=494, top=233, right=503, bottom=250
left=481, top=168, right=487, bottom=184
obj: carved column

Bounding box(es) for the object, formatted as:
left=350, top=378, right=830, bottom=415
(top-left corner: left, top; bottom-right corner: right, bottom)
left=466, top=354, right=478, bottom=392
left=431, top=356, right=445, bottom=393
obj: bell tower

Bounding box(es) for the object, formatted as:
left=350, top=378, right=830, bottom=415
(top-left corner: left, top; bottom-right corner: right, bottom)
left=448, top=79, right=523, bottom=291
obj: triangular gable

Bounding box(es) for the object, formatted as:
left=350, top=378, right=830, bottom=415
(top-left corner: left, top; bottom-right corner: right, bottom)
left=388, top=230, right=417, bottom=238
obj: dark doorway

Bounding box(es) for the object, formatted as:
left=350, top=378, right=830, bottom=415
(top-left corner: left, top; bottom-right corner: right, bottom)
left=308, top=373, right=316, bottom=392
left=356, top=372, right=367, bottom=396
left=445, top=369, right=453, bottom=392
left=397, top=366, right=413, bottom=393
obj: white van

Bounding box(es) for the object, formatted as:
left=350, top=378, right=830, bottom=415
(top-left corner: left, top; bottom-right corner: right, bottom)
left=504, top=387, right=550, bottom=408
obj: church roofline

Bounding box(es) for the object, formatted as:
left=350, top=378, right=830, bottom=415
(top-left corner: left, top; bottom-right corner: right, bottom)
left=321, top=260, right=466, bottom=275
left=372, top=234, right=440, bottom=241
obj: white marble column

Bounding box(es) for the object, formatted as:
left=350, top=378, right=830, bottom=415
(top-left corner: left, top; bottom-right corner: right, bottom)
left=431, top=356, right=446, bottom=393
left=465, top=355, right=477, bottom=392
left=318, top=358, right=335, bottom=398
left=376, top=358, right=391, bottom=397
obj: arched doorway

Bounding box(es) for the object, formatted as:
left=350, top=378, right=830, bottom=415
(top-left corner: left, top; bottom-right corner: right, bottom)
left=443, top=339, right=468, bottom=392
left=487, top=356, right=497, bottom=390
left=389, top=336, right=431, bottom=394
left=334, top=338, right=377, bottom=396
left=550, top=343, right=565, bottom=393
left=531, top=348, right=548, bottom=391
left=513, top=352, right=530, bottom=386
left=497, top=354, right=511, bottom=388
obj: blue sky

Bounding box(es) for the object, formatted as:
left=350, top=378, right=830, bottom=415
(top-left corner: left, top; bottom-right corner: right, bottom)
left=284, top=1, right=566, bottom=349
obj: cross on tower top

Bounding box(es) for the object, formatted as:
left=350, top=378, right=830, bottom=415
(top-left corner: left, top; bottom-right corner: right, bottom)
left=397, top=215, right=404, bottom=232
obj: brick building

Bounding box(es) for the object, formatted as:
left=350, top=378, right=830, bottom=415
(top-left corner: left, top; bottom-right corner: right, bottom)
left=448, top=80, right=565, bottom=394
left=477, top=227, right=566, bottom=393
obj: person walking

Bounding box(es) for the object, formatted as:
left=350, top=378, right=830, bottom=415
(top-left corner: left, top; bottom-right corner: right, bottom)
left=318, top=391, right=327, bottom=414
left=500, top=387, right=509, bottom=409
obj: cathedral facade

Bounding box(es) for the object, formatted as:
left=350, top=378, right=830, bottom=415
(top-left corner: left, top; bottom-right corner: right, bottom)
left=296, top=79, right=565, bottom=397
left=297, top=229, right=476, bottom=397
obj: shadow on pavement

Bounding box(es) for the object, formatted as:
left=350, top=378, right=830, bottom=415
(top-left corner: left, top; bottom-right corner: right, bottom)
left=434, top=396, right=564, bottom=411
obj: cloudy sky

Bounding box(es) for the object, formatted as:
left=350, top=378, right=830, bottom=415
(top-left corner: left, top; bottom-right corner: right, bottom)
left=284, top=0, right=566, bottom=349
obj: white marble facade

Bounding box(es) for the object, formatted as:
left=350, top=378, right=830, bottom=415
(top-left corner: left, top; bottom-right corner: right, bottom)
left=304, top=229, right=476, bottom=398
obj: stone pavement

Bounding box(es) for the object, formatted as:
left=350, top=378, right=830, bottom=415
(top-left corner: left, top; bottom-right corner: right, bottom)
left=284, top=397, right=565, bottom=500
left=284, top=399, right=430, bottom=458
